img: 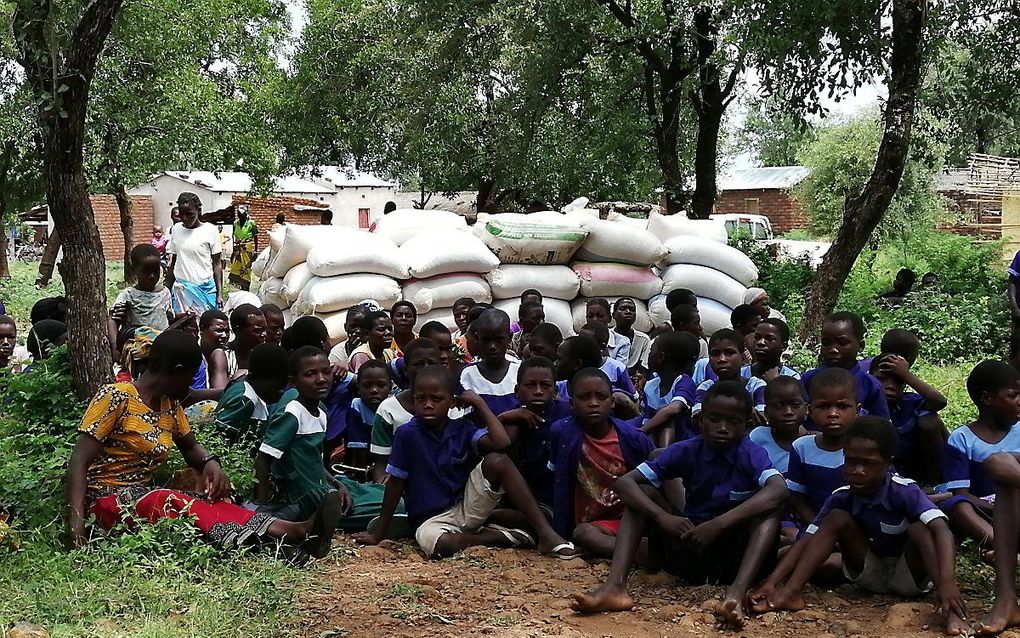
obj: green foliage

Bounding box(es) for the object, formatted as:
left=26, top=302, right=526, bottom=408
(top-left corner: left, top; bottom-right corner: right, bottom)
left=732, top=236, right=814, bottom=313
left=0, top=260, right=123, bottom=329
left=795, top=116, right=947, bottom=246
left=738, top=94, right=817, bottom=167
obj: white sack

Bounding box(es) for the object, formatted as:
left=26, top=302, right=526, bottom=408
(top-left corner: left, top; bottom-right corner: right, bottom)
left=493, top=298, right=574, bottom=337
left=660, top=263, right=747, bottom=309
left=401, top=231, right=499, bottom=278
left=485, top=265, right=580, bottom=300
left=259, top=277, right=289, bottom=310
left=571, top=262, right=663, bottom=299
left=282, top=263, right=315, bottom=302
left=306, top=232, right=409, bottom=279
left=321, top=310, right=349, bottom=343
left=480, top=214, right=589, bottom=265
left=415, top=307, right=458, bottom=332
left=570, top=298, right=653, bottom=334
left=251, top=248, right=271, bottom=280
left=223, top=291, right=261, bottom=314
left=699, top=298, right=734, bottom=335
left=401, top=273, right=492, bottom=314
left=660, top=235, right=758, bottom=286
left=293, top=274, right=402, bottom=315
left=647, top=211, right=728, bottom=243
left=370, top=209, right=469, bottom=245
left=265, top=225, right=361, bottom=278
left=574, top=219, right=667, bottom=266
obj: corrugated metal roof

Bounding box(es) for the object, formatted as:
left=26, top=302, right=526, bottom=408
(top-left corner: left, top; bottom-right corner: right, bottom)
left=300, top=165, right=398, bottom=189
left=718, top=166, right=810, bottom=191
left=935, top=168, right=969, bottom=192
left=166, top=171, right=334, bottom=194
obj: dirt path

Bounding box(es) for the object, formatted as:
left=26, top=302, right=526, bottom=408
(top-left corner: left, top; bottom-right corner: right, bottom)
left=297, top=539, right=957, bottom=638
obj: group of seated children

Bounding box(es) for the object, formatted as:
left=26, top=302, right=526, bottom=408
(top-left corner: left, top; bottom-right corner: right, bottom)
left=51, top=249, right=1020, bottom=635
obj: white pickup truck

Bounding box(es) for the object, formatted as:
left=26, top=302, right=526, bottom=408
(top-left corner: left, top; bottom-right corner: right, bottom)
left=711, top=213, right=831, bottom=268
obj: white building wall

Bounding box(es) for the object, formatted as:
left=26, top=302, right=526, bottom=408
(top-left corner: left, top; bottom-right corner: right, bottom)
left=332, top=186, right=398, bottom=228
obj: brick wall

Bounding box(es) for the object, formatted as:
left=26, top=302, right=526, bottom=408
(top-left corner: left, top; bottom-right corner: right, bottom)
left=714, top=188, right=807, bottom=233
left=90, top=194, right=155, bottom=261
left=230, top=195, right=330, bottom=249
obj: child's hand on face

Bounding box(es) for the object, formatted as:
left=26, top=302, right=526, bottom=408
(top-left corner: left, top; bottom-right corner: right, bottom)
left=878, top=354, right=910, bottom=379
left=500, top=407, right=545, bottom=429
left=455, top=390, right=484, bottom=411
left=612, top=393, right=639, bottom=419
left=752, top=410, right=768, bottom=427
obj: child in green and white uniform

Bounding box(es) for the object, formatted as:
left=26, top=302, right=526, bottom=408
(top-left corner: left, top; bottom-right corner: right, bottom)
left=214, top=344, right=289, bottom=445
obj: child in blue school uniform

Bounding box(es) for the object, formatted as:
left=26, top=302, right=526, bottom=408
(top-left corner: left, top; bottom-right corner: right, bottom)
left=746, top=318, right=801, bottom=381
left=938, top=360, right=1020, bottom=554
left=786, top=367, right=860, bottom=530
left=497, top=356, right=572, bottom=510
left=640, top=331, right=700, bottom=447
left=751, top=417, right=967, bottom=636
left=547, top=368, right=655, bottom=558
left=801, top=312, right=889, bottom=420
left=340, top=360, right=391, bottom=476
left=578, top=321, right=638, bottom=400
left=749, top=376, right=808, bottom=475
left=353, top=365, right=578, bottom=559
left=571, top=380, right=788, bottom=628
left=554, top=336, right=640, bottom=419
left=870, top=352, right=948, bottom=486
left=459, top=309, right=521, bottom=416
left=693, top=329, right=767, bottom=421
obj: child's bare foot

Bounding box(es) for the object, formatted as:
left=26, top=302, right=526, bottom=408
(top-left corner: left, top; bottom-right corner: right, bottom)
left=715, top=597, right=746, bottom=628
left=756, top=586, right=806, bottom=613
left=974, top=599, right=1020, bottom=635
left=946, top=609, right=969, bottom=636
left=570, top=584, right=635, bottom=614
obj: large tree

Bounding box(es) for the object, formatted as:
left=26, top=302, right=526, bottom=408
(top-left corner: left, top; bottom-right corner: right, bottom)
left=12, top=0, right=124, bottom=397
left=798, top=0, right=929, bottom=341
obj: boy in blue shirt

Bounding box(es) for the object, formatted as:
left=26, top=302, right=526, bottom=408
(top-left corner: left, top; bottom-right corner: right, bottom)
left=640, top=331, right=700, bottom=447
left=547, top=368, right=655, bottom=558
left=354, top=365, right=578, bottom=559
left=459, top=309, right=521, bottom=416
left=746, top=318, right=800, bottom=381
left=572, top=380, right=787, bottom=628
left=578, top=321, right=638, bottom=400
left=749, top=376, right=808, bottom=475
left=870, top=352, right=948, bottom=485
left=339, top=360, right=391, bottom=476
left=939, top=360, right=1020, bottom=555
left=751, top=417, right=966, bottom=636
left=787, top=368, right=859, bottom=529
left=801, top=311, right=889, bottom=419
left=555, top=336, right=639, bottom=419
left=692, top=329, right=766, bottom=421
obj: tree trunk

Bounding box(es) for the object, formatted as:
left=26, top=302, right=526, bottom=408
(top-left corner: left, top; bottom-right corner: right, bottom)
left=798, top=0, right=927, bottom=344
left=650, top=70, right=690, bottom=216
left=36, top=228, right=60, bottom=287
left=114, top=184, right=135, bottom=283
left=13, top=0, right=123, bottom=397
left=0, top=140, right=14, bottom=279
left=691, top=103, right=723, bottom=219
left=477, top=177, right=498, bottom=213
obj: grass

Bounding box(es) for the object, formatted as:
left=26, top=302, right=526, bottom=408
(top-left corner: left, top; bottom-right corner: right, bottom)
left=0, top=260, right=125, bottom=330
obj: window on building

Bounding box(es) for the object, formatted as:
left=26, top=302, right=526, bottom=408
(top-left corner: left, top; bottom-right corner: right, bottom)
left=358, top=208, right=371, bottom=229
left=744, top=198, right=760, bottom=214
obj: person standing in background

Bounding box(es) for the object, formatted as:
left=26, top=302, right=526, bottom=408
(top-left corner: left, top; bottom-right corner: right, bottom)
left=166, top=192, right=222, bottom=313
left=228, top=206, right=259, bottom=292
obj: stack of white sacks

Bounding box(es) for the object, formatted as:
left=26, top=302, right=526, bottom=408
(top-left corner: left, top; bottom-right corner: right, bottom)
left=252, top=206, right=759, bottom=340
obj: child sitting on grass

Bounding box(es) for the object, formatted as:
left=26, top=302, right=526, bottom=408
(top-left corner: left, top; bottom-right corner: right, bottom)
left=579, top=321, right=638, bottom=401
left=938, top=360, right=1020, bottom=556
left=586, top=297, right=629, bottom=365
left=214, top=343, right=290, bottom=444
left=787, top=368, right=860, bottom=529
left=870, top=352, right=948, bottom=486
left=548, top=368, right=655, bottom=557
left=353, top=365, right=579, bottom=559
left=640, top=331, right=700, bottom=447
left=746, top=318, right=800, bottom=381
left=857, top=327, right=921, bottom=375
left=692, top=329, right=766, bottom=422
left=801, top=311, right=889, bottom=419
left=526, top=322, right=562, bottom=360
left=254, top=347, right=350, bottom=544
left=341, top=360, right=391, bottom=476
left=572, top=380, right=787, bottom=628
left=460, top=309, right=521, bottom=415
left=750, top=417, right=966, bottom=636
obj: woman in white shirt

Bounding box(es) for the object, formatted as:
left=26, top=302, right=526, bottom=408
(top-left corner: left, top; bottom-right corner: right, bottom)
left=166, top=192, right=222, bottom=314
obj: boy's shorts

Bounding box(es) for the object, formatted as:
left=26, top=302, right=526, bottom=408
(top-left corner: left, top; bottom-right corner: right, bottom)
left=415, top=463, right=503, bottom=557
left=845, top=551, right=931, bottom=597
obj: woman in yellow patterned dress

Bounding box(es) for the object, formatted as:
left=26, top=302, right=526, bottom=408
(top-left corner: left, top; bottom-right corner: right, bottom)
left=66, top=330, right=343, bottom=556
left=228, top=207, right=258, bottom=291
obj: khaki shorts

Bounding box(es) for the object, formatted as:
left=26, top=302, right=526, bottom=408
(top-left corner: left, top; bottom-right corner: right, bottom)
left=844, top=551, right=931, bottom=596
left=415, top=463, right=503, bottom=557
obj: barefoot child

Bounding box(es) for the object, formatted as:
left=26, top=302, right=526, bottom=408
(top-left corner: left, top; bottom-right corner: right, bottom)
left=548, top=368, right=655, bottom=557
left=586, top=298, right=629, bottom=365
left=938, top=360, right=1020, bottom=553
left=214, top=344, right=289, bottom=444
left=640, top=331, right=700, bottom=447
left=787, top=368, right=860, bottom=529
left=572, top=381, right=787, bottom=627
left=255, top=347, right=350, bottom=533
left=354, top=366, right=578, bottom=559
left=870, top=352, right=948, bottom=485
left=750, top=417, right=967, bottom=635
left=526, top=322, right=562, bottom=360
left=801, top=312, right=889, bottom=419
left=460, top=309, right=521, bottom=415
left=746, top=318, right=800, bottom=381
left=341, top=360, right=391, bottom=475
left=975, top=451, right=1020, bottom=635
left=692, top=329, right=766, bottom=421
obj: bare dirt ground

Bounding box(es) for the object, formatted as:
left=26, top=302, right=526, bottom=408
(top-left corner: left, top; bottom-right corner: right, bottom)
left=297, top=539, right=964, bottom=638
